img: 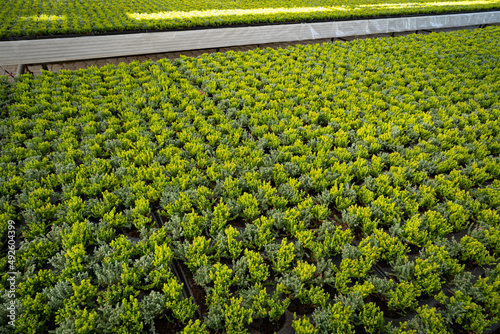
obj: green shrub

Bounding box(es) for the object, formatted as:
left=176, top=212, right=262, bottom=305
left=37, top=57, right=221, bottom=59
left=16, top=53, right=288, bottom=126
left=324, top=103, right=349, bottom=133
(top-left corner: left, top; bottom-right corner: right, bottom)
left=292, top=315, right=318, bottom=334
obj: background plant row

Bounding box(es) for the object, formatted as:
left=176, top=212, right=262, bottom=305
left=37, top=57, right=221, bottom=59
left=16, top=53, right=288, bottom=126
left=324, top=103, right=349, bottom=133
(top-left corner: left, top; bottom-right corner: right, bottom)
left=1, top=0, right=500, bottom=38
left=0, top=27, right=500, bottom=333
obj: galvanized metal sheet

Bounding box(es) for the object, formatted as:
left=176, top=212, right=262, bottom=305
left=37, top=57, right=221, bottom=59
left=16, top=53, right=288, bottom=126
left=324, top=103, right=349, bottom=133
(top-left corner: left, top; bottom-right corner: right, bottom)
left=1, top=11, right=499, bottom=66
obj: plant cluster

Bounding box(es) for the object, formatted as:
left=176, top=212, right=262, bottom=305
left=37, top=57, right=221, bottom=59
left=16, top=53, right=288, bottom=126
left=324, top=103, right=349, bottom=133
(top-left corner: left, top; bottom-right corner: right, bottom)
left=1, top=27, right=500, bottom=333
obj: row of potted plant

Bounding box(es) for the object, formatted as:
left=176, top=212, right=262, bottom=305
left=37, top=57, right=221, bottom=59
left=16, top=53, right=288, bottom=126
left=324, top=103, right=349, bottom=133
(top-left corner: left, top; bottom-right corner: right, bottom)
left=0, top=27, right=499, bottom=333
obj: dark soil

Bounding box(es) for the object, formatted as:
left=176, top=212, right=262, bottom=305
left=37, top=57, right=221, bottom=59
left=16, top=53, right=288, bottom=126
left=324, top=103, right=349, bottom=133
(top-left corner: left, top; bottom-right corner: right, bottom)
left=219, top=257, right=233, bottom=266
left=117, top=227, right=141, bottom=238
left=407, top=243, right=421, bottom=255
left=352, top=226, right=364, bottom=242
left=328, top=210, right=343, bottom=225
left=251, top=313, right=287, bottom=334
left=323, top=283, right=337, bottom=299
left=85, top=244, right=98, bottom=258
left=308, top=218, right=323, bottom=230
left=264, top=259, right=277, bottom=281
left=464, top=260, right=477, bottom=272
left=153, top=316, right=185, bottom=334
left=178, top=260, right=209, bottom=314
left=229, top=216, right=247, bottom=228
left=369, top=294, right=404, bottom=319
left=287, top=298, right=315, bottom=315
left=353, top=324, right=369, bottom=334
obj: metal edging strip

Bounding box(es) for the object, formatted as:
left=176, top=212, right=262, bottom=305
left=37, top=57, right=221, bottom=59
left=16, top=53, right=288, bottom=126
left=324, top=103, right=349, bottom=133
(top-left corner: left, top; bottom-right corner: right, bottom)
left=1, top=11, right=499, bottom=66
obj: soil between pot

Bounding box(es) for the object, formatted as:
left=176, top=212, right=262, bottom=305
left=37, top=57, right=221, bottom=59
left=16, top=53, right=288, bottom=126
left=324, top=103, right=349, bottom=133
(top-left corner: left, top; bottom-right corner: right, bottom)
left=353, top=324, right=370, bottom=334
left=249, top=312, right=287, bottom=334
left=153, top=316, right=185, bottom=334
left=287, top=298, right=315, bottom=315
left=369, top=293, right=406, bottom=319
left=177, top=260, right=209, bottom=315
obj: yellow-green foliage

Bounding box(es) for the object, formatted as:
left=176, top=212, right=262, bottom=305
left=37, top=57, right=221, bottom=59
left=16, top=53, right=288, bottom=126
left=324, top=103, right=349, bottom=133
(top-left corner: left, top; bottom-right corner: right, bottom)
left=3, top=27, right=500, bottom=334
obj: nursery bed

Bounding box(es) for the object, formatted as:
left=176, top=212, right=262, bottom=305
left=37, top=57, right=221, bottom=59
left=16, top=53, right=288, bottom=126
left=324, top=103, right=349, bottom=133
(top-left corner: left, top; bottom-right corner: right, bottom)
left=1, top=25, right=500, bottom=334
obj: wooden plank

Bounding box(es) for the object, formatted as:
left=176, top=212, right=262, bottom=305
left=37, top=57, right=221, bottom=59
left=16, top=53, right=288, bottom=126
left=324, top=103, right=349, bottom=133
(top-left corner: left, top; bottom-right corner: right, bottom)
left=1, top=11, right=499, bottom=66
